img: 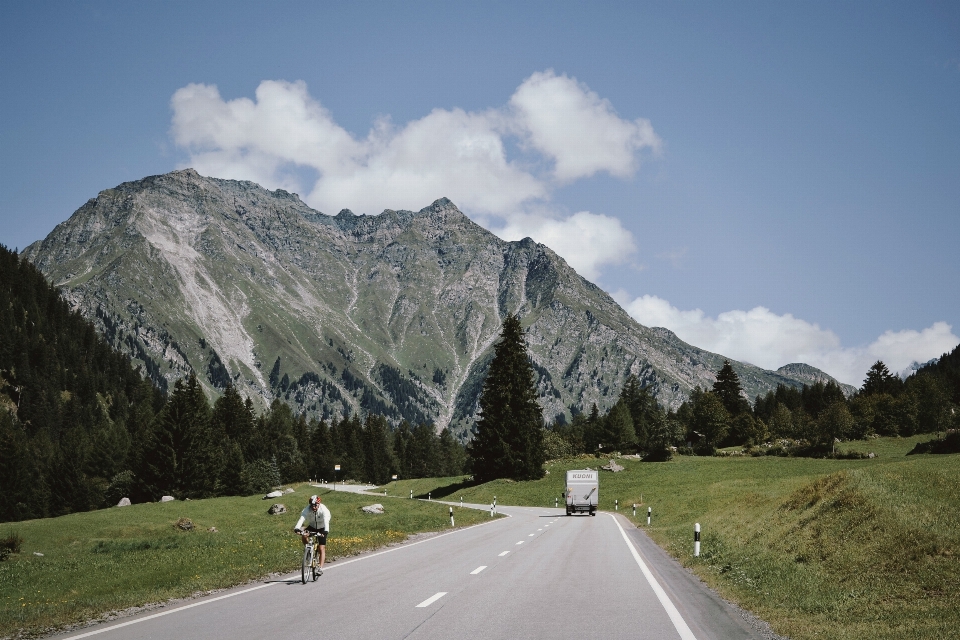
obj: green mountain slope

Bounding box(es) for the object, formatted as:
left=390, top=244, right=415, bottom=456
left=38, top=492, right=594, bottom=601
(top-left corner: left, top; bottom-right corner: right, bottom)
left=25, top=169, right=846, bottom=438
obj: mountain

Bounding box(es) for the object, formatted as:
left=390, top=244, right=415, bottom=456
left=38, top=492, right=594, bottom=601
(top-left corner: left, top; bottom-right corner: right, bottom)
left=24, top=169, right=846, bottom=439
left=775, top=363, right=857, bottom=396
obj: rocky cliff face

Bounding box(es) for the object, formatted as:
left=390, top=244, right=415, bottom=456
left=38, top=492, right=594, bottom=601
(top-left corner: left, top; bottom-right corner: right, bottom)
left=25, top=169, right=844, bottom=438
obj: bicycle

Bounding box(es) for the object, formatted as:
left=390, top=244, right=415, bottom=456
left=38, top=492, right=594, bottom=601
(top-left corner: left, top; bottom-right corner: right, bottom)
left=296, top=529, right=322, bottom=583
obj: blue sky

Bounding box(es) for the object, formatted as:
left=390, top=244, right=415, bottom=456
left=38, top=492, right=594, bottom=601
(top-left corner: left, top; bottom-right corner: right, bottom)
left=2, top=1, right=958, bottom=385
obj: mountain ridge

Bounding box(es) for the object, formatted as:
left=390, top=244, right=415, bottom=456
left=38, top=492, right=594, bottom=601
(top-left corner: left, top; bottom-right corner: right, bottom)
left=25, top=169, right=850, bottom=438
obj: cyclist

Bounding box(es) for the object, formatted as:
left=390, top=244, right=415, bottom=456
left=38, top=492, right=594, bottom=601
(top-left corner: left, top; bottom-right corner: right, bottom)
left=294, top=495, right=331, bottom=575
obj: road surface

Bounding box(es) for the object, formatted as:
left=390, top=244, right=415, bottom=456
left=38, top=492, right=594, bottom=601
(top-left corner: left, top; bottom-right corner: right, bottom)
left=50, top=504, right=765, bottom=640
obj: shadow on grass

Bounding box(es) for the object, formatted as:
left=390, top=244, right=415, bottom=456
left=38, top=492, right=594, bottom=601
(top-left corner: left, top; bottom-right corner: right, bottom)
left=414, top=478, right=482, bottom=500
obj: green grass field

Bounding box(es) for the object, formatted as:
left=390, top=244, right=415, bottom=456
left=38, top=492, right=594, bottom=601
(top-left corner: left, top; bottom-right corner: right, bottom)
left=0, top=485, right=495, bottom=638
left=381, top=436, right=960, bottom=640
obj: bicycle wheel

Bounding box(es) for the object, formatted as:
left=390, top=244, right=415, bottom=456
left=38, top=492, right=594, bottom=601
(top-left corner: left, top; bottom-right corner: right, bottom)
left=311, top=554, right=319, bottom=581
left=301, top=545, right=313, bottom=584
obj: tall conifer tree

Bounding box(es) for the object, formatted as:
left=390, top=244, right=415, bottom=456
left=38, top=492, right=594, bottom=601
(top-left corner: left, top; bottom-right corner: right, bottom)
left=713, top=360, right=749, bottom=416
left=468, top=315, right=544, bottom=481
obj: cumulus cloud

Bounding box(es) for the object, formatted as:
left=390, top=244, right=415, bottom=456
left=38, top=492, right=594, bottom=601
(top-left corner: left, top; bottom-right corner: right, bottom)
left=615, top=293, right=959, bottom=387
left=508, top=70, right=661, bottom=182
left=496, top=211, right=636, bottom=281
left=170, top=71, right=655, bottom=278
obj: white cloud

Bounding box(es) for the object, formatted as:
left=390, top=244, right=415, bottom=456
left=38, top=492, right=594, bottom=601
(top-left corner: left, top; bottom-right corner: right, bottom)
left=496, top=211, right=636, bottom=281
left=170, top=71, right=655, bottom=276
left=616, top=294, right=959, bottom=387
left=508, top=70, right=661, bottom=182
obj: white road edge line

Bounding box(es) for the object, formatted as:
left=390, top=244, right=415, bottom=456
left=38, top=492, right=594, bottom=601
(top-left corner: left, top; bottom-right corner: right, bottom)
left=608, top=514, right=698, bottom=640
left=498, top=551, right=510, bottom=556
left=59, top=513, right=510, bottom=640
left=470, top=566, right=487, bottom=574
left=416, top=592, right=448, bottom=607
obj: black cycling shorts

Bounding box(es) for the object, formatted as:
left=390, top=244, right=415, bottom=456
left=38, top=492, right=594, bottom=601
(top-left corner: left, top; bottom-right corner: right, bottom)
left=306, top=527, right=327, bottom=544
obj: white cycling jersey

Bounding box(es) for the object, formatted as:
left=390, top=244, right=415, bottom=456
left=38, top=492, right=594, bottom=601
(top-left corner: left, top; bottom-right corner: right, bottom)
left=295, top=503, right=331, bottom=534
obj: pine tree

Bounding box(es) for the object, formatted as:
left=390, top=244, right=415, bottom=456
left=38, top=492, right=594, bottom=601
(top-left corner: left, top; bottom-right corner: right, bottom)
left=618, top=375, right=659, bottom=448
left=861, top=361, right=901, bottom=396
left=392, top=420, right=412, bottom=479
left=691, top=391, right=730, bottom=449
left=409, top=422, right=441, bottom=478
left=438, top=428, right=466, bottom=476
left=604, top=401, right=636, bottom=450
left=362, top=413, right=394, bottom=485
left=713, top=360, right=749, bottom=417
left=309, top=419, right=334, bottom=481
left=139, top=374, right=216, bottom=499
left=467, top=315, right=544, bottom=481
left=211, top=383, right=255, bottom=458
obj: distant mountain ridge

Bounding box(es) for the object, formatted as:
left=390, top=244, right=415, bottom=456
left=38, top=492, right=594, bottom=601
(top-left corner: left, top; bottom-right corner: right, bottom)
left=775, top=363, right=856, bottom=395
left=25, top=169, right=848, bottom=438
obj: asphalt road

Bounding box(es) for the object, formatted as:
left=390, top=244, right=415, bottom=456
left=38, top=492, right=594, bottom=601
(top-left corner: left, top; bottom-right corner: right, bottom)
left=51, top=504, right=765, bottom=640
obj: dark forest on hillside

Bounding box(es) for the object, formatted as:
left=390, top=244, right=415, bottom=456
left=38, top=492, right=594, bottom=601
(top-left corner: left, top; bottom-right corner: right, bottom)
left=0, top=246, right=465, bottom=523
left=548, top=354, right=959, bottom=460
left=3, top=242, right=957, bottom=523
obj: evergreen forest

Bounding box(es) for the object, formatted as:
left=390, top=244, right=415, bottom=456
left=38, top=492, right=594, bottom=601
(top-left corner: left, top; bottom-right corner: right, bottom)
left=0, top=246, right=465, bottom=523
left=548, top=354, right=960, bottom=459
left=2, top=243, right=958, bottom=523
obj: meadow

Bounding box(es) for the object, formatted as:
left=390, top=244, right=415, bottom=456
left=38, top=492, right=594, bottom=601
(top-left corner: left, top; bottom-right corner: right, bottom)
left=382, top=435, right=960, bottom=640
left=0, top=486, right=494, bottom=638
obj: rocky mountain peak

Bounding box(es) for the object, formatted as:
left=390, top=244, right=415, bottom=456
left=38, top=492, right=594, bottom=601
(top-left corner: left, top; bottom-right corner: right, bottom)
left=25, top=170, right=836, bottom=437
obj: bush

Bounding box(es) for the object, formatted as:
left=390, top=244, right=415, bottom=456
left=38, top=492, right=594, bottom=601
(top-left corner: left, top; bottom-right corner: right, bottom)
left=907, top=430, right=960, bottom=455
left=105, top=470, right=135, bottom=506
left=242, top=458, right=282, bottom=494
left=543, top=430, right=574, bottom=460
left=0, top=532, right=23, bottom=561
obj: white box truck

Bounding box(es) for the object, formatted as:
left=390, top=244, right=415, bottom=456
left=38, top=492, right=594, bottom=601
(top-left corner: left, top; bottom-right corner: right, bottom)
left=565, top=469, right=598, bottom=516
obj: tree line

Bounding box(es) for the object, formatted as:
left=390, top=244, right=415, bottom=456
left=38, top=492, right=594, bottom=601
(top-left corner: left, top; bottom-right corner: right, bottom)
left=0, top=247, right=465, bottom=522
left=128, top=376, right=467, bottom=504
left=4, top=242, right=957, bottom=520
left=545, top=353, right=960, bottom=459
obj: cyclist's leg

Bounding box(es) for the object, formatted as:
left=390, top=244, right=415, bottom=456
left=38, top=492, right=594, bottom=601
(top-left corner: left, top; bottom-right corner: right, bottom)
left=317, top=529, right=327, bottom=569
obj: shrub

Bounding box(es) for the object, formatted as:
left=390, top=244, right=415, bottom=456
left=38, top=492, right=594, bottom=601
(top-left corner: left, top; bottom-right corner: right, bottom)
left=0, top=532, right=24, bottom=561
left=907, top=430, right=960, bottom=455
left=105, top=470, right=135, bottom=506
left=242, top=458, right=282, bottom=494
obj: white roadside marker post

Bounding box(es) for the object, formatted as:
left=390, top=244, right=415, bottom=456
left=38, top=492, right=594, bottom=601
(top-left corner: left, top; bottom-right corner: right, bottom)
left=490, top=503, right=494, bottom=517
left=694, top=523, right=701, bottom=557
left=615, top=499, right=619, bottom=511
left=450, top=506, right=455, bottom=527
left=461, top=496, right=463, bottom=507
left=555, top=497, right=558, bottom=508
left=633, top=504, right=636, bottom=517
left=647, top=506, right=652, bottom=526
left=410, top=490, right=413, bottom=499
left=428, top=492, right=431, bottom=501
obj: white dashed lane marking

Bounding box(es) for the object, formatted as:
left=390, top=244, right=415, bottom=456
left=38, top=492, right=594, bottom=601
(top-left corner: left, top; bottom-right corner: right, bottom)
left=516, top=541, right=524, bottom=545
left=471, top=566, right=487, bottom=575
left=416, top=592, right=447, bottom=608
left=499, top=551, right=510, bottom=557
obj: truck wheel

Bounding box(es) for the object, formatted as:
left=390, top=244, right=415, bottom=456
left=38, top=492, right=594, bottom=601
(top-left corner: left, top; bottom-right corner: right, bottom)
left=590, top=509, right=596, bottom=516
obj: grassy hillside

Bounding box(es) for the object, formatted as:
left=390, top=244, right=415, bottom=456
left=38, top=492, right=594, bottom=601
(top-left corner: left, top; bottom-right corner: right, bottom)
left=0, top=485, right=495, bottom=638
left=381, top=436, right=960, bottom=640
